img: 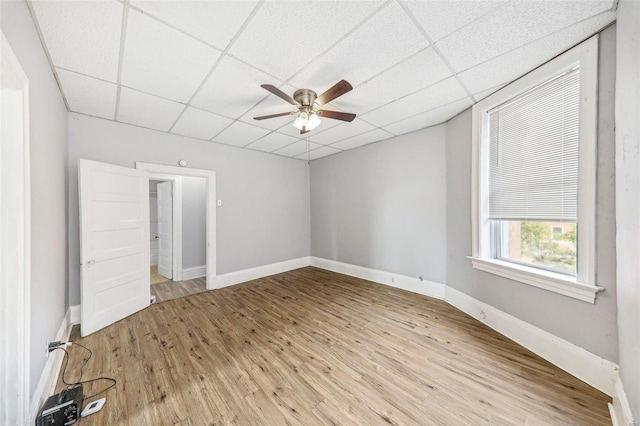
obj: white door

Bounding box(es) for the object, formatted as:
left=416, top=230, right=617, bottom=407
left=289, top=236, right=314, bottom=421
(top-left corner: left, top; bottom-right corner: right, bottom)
left=79, top=159, right=150, bottom=336
left=157, top=181, right=173, bottom=279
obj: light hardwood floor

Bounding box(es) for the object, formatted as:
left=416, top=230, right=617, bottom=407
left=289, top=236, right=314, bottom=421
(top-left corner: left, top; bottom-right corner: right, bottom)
left=150, top=265, right=170, bottom=285
left=56, top=267, right=611, bottom=425
left=150, top=277, right=207, bottom=303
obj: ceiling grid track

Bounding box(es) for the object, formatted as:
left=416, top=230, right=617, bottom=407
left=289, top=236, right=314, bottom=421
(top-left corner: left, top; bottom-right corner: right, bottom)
left=396, top=0, right=477, bottom=103
left=114, top=0, right=130, bottom=121
left=168, top=0, right=266, bottom=135
left=24, top=0, right=70, bottom=111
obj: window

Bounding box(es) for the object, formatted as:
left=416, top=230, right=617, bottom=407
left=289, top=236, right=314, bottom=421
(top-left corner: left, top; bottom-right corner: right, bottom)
left=470, top=36, right=602, bottom=303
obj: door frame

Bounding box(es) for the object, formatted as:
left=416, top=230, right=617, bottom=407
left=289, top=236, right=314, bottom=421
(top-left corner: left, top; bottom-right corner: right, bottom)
left=136, top=162, right=217, bottom=290
left=150, top=177, right=183, bottom=281
left=1, top=31, right=31, bottom=424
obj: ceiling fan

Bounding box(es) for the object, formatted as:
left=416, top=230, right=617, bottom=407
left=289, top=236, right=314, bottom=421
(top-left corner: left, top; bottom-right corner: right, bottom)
left=254, top=80, right=356, bottom=134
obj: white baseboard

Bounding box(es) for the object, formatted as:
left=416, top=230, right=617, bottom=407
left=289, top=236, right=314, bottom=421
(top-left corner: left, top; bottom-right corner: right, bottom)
left=69, top=305, right=80, bottom=325
left=30, top=308, right=73, bottom=421
left=182, top=265, right=206, bottom=280
left=216, top=257, right=311, bottom=288
left=445, top=285, right=618, bottom=397
left=310, top=257, right=618, bottom=399
left=310, top=256, right=446, bottom=300
left=609, top=375, right=636, bottom=425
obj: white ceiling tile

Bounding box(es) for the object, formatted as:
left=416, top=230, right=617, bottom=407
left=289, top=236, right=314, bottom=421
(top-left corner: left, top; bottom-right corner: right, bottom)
left=122, top=9, right=221, bottom=103
left=308, top=119, right=376, bottom=145
left=473, top=84, right=506, bottom=102
left=191, top=56, right=281, bottom=119
left=118, top=87, right=184, bottom=132
left=170, top=107, right=233, bottom=141
left=229, top=1, right=384, bottom=80
left=56, top=69, right=117, bottom=119
left=330, top=129, right=394, bottom=151
left=331, top=47, right=451, bottom=115
left=404, top=0, right=507, bottom=42
left=296, top=146, right=342, bottom=161
left=289, top=2, right=428, bottom=90
left=245, top=133, right=300, bottom=153
left=273, top=140, right=323, bottom=158
left=130, top=0, right=257, bottom=50
left=458, top=11, right=616, bottom=94
left=30, top=1, right=122, bottom=82
left=361, top=77, right=468, bottom=127
left=212, top=121, right=270, bottom=148
left=384, top=97, right=473, bottom=135
left=238, top=84, right=299, bottom=130
left=436, top=1, right=614, bottom=72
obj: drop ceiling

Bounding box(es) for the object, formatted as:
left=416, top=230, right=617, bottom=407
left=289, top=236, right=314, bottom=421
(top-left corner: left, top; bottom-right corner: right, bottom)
left=28, top=0, right=616, bottom=160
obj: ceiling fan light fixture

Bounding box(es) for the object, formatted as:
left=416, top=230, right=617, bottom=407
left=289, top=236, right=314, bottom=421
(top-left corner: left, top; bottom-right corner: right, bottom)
left=293, top=111, right=321, bottom=131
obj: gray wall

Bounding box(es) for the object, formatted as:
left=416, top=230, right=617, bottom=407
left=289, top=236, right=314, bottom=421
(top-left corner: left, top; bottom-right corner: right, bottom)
left=615, top=1, right=640, bottom=418
left=1, top=1, right=69, bottom=397
left=310, top=126, right=447, bottom=284
left=181, top=176, right=206, bottom=269
left=445, top=25, right=618, bottom=362
left=67, top=114, right=310, bottom=305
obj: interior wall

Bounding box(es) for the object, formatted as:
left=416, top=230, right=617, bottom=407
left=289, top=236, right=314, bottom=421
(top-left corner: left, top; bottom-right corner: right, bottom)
left=67, top=114, right=310, bottom=306
left=445, top=25, right=618, bottom=362
left=181, top=176, right=206, bottom=269
left=310, top=126, right=447, bottom=284
left=1, top=1, right=69, bottom=397
left=614, top=0, right=640, bottom=418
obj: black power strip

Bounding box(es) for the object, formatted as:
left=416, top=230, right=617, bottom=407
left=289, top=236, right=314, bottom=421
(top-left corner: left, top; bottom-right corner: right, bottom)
left=35, top=385, right=83, bottom=426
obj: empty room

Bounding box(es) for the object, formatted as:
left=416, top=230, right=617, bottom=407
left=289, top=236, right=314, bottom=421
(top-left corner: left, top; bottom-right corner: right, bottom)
left=1, top=0, right=639, bottom=425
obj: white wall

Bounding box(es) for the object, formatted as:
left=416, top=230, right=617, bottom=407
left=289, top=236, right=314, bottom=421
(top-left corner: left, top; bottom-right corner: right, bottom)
left=445, top=25, right=618, bottom=362
left=310, top=126, right=447, bottom=284
left=1, top=1, right=69, bottom=397
left=615, top=0, right=640, bottom=418
left=181, top=176, right=206, bottom=269
left=67, top=114, right=310, bottom=305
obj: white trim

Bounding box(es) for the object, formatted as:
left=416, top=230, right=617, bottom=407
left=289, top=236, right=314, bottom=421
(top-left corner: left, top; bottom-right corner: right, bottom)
left=136, top=162, right=216, bottom=290
left=471, top=36, right=599, bottom=300
left=29, top=309, right=73, bottom=422
left=69, top=305, right=80, bottom=325
left=468, top=257, right=603, bottom=303
left=309, top=258, right=617, bottom=398
left=310, top=257, right=446, bottom=300
left=1, top=30, right=31, bottom=426
left=608, top=376, right=636, bottom=426
left=216, top=257, right=311, bottom=289
left=182, top=265, right=207, bottom=280
left=445, top=285, right=618, bottom=396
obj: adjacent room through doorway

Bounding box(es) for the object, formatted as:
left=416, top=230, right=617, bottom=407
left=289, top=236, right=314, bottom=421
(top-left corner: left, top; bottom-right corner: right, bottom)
left=148, top=176, right=208, bottom=303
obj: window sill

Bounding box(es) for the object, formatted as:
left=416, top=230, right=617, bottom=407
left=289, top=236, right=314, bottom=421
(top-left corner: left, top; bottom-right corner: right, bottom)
left=467, top=257, right=603, bottom=303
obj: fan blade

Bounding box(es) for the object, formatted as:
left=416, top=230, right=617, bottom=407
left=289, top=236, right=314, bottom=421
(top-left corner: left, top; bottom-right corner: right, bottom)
left=316, top=80, right=353, bottom=106
left=318, top=110, right=356, bottom=122
left=254, top=111, right=297, bottom=120
left=260, top=84, right=298, bottom=105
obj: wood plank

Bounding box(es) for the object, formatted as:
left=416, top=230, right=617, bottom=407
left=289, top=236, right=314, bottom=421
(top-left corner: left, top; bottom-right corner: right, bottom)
left=55, top=267, right=611, bottom=425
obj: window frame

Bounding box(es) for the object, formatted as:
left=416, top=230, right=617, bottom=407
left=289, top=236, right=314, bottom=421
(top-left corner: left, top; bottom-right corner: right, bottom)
left=470, top=35, right=602, bottom=303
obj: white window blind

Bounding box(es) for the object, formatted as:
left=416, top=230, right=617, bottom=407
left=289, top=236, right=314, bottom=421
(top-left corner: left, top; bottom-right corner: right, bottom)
left=488, top=68, right=580, bottom=222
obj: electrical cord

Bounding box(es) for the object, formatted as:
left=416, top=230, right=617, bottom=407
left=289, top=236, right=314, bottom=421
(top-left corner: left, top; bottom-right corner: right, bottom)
left=51, top=342, right=117, bottom=401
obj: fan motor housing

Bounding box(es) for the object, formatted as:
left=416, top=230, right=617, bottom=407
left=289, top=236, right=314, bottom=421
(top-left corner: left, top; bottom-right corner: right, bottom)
left=293, top=89, right=317, bottom=107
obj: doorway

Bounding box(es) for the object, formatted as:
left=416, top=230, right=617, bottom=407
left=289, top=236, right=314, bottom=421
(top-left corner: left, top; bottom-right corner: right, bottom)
left=1, top=30, right=31, bottom=424
left=138, top=162, right=217, bottom=302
